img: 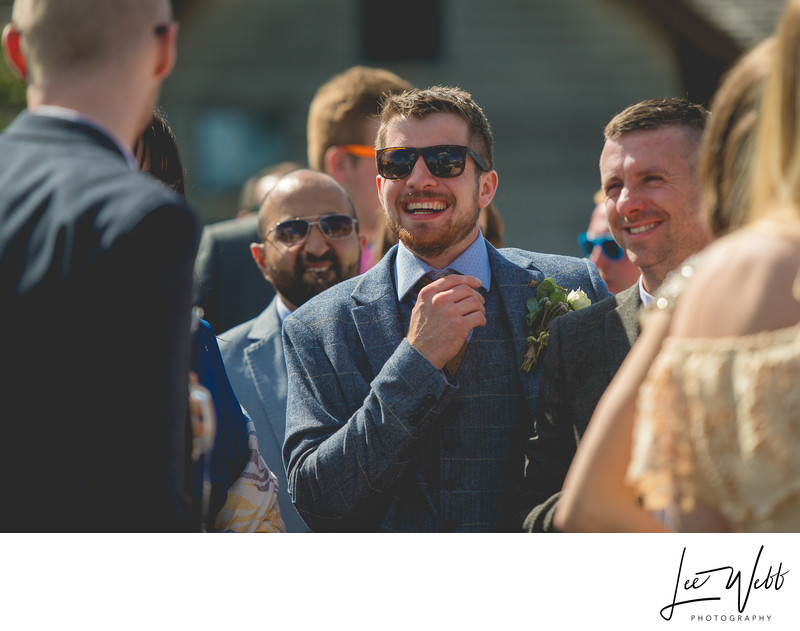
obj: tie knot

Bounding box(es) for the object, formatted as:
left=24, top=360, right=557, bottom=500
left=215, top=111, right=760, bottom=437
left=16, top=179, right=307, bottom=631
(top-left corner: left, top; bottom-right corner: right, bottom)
left=414, top=274, right=434, bottom=292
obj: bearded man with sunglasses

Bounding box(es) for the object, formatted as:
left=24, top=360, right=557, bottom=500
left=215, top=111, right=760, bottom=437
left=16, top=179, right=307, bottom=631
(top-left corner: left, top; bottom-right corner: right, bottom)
left=524, top=98, right=714, bottom=532
left=281, top=87, right=611, bottom=532
left=218, top=169, right=361, bottom=532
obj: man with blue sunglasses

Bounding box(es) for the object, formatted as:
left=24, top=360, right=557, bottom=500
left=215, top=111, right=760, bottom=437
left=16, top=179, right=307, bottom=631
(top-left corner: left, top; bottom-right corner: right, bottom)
left=524, top=98, right=714, bottom=532
left=578, top=192, right=641, bottom=294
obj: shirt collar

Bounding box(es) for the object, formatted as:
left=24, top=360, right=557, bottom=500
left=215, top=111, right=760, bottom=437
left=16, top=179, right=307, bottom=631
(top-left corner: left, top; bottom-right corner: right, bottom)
left=276, top=295, right=293, bottom=324
left=30, top=106, right=138, bottom=170
left=638, top=276, right=656, bottom=309
left=395, top=231, right=492, bottom=301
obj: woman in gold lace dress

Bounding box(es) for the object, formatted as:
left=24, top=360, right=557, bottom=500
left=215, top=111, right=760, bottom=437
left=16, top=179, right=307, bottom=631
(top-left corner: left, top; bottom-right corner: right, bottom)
left=555, top=2, right=800, bottom=533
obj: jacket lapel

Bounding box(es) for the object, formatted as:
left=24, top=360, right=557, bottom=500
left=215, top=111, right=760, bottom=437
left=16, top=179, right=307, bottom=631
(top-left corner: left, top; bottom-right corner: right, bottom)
left=243, top=301, right=289, bottom=446
left=487, top=245, right=544, bottom=406
left=604, top=284, right=642, bottom=378
left=351, top=247, right=407, bottom=379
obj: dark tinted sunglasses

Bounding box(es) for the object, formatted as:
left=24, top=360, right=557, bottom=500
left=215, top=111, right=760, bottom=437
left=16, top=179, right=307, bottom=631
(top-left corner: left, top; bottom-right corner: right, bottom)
left=376, top=145, right=489, bottom=180
left=578, top=232, right=624, bottom=260
left=267, top=214, right=357, bottom=246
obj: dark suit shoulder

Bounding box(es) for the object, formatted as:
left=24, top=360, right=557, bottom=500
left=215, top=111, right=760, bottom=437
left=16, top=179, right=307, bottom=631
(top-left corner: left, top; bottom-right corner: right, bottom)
left=549, top=293, right=620, bottom=335
left=202, top=215, right=259, bottom=243
left=548, top=283, right=640, bottom=335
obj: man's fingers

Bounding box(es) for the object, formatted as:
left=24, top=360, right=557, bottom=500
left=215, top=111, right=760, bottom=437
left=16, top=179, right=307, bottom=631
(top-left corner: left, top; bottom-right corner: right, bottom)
left=419, top=274, right=482, bottom=295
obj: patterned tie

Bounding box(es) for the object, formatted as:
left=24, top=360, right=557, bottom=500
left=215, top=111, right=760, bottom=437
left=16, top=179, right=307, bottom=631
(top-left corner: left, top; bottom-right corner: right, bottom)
left=414, top=274, right=469, bottom=374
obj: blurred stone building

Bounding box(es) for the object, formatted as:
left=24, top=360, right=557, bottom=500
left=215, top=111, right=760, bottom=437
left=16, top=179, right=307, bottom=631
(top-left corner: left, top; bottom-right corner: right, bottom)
left=0, top=0, right=785, bottom=256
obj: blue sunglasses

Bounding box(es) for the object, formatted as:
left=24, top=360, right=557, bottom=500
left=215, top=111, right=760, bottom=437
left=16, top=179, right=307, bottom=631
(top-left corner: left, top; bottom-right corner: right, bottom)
left=578, top=232, right=624, bottom=260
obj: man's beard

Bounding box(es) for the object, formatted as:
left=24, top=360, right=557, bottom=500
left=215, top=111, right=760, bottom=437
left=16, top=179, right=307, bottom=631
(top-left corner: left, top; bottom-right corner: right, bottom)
left=385, top=190, right=481, bottom=260
left=271, top=251, right=356, bottom=309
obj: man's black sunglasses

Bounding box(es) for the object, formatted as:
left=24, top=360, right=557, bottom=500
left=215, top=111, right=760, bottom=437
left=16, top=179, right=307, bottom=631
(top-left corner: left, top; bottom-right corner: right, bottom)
left=376, top=145, right=489, bottom=180
left=577, top=232, right=624, bottom=260
left=267, top=214, right=357, bottom=246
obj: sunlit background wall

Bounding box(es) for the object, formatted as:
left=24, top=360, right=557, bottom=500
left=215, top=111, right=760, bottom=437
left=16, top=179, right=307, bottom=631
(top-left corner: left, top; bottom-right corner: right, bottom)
left=0, top=0, right=784, bottom=257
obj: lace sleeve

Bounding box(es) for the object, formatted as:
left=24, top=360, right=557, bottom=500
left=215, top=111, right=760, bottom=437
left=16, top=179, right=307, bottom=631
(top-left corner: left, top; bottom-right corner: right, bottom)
left=627, top=325, right=800, bottom=532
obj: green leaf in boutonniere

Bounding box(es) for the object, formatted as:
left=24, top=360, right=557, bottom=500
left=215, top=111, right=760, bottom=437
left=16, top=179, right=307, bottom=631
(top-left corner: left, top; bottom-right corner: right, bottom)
left=520, top=278, right=592, bottom=373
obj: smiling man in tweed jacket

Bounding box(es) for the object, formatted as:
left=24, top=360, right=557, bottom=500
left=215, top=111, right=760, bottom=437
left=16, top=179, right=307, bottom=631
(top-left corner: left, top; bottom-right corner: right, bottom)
left=282, top=87, right=611, bottom=532
left=523, top=98, right=713, bottom=531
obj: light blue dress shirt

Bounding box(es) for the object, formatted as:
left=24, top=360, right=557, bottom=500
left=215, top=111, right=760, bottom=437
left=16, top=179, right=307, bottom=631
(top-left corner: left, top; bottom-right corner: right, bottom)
left=394, top=231, right=492, bottom=302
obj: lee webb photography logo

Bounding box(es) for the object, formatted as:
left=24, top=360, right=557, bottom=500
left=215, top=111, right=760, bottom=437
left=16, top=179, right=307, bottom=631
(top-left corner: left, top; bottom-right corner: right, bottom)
left=659, top=545, right=789, bottom=624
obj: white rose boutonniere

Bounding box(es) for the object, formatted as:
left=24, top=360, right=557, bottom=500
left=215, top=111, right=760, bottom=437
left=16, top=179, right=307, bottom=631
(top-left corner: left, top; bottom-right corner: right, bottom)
left=520, top=279, right=591, bottom=373
left=567, top=288, right=592, bottom=310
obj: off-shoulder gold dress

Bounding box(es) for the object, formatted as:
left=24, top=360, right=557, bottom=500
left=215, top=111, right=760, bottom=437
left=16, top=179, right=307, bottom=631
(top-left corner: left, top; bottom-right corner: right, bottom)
left=627, top=222, right=800, bottom=532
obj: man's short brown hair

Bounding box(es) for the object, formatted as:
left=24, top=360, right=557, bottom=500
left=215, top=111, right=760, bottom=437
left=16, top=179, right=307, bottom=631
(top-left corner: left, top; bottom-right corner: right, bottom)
left=604, top=97, right=708, bottom=142
left=603, top=97, right=709, bottom=173
left=376, top=86, right=495, bottom=170
left=306, top=66, right=412, bottom=171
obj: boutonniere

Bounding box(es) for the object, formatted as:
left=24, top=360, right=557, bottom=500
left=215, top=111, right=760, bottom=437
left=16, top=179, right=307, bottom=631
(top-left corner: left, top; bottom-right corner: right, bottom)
left=520, top=278, right=592, bottom=373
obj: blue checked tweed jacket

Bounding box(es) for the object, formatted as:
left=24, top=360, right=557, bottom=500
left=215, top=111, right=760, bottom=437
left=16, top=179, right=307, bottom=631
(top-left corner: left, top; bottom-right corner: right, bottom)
left=282, top=241, right=611, bottom=531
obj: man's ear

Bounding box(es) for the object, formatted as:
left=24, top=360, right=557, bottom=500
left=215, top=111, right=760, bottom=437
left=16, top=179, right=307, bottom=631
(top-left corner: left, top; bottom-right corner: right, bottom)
left=250, top=242, right=272, bottom=282
left=322, top=145, right=350, bottom=185
left=153, top=21, right=179, bottom=80
left=478, top=170, right=499, bottom=210
left=2, top=23, right=27, bottom=81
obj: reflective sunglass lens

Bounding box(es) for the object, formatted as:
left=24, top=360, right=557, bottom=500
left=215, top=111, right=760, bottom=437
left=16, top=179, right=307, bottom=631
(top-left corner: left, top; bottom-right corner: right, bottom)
left=378, top=149, right=416, bottom=180
left=275, top=220, right=308, bottom=245
left=378, top=146, right=473, bottom=179
left=319, top=215, right=355, bottom=238
left=425, top=146, right=466, bottom=177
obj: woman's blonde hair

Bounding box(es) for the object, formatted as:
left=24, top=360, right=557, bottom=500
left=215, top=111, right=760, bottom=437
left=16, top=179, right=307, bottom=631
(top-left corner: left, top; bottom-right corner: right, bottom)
left=751, top=0, right=800, bottom=221
left=698, top=38, right=773, bottom=236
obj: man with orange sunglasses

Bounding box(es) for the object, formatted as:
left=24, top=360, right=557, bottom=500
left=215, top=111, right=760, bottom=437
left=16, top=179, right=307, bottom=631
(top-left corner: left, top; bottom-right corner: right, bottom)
left=307, top=65, right=412, bottom=272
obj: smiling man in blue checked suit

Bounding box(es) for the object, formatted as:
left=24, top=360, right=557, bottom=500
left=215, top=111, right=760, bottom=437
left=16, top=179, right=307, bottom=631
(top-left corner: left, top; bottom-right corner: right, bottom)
left=282, top=87, right=612, bottom=532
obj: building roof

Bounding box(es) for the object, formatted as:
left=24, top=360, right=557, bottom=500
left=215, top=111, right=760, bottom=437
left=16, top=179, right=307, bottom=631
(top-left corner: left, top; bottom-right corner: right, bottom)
left=686, top=0, right=786, bottom=48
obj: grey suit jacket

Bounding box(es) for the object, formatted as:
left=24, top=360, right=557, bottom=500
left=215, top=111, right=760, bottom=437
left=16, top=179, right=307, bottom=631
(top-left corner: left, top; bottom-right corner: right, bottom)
left=218, top=297, right=308, bottom=532
left=523, top=282, right=642, bottom=531
left=282, top=242, right=612, bottom=531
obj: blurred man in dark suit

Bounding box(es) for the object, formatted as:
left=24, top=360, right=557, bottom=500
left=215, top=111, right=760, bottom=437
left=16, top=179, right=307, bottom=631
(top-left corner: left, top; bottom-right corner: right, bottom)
left=0, top=0, right=199, bottom=531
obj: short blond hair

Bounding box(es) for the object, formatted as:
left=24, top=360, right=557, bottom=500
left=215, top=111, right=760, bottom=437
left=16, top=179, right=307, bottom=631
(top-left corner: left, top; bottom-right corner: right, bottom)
left=306, top=66, right=412, bottom=171
left=12, top=0, right=170, bottom=83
